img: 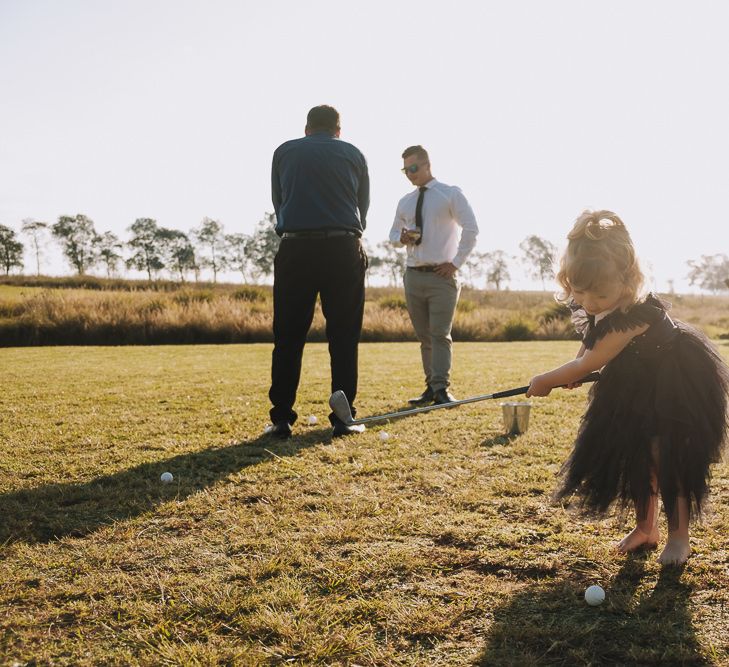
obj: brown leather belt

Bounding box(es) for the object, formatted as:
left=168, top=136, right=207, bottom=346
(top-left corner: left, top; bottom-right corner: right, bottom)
left=407, top=265, right=438, bottom=272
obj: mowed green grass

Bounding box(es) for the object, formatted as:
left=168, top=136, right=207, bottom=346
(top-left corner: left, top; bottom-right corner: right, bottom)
left=1, top=342, right=728, bottom=666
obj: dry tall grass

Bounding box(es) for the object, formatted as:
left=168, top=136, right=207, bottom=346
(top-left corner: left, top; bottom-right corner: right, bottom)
left=0, top=281, right=727, bottom=346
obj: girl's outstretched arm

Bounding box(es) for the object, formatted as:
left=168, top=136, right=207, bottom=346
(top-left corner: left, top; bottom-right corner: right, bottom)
left=564, top=343, right=587, bottom=389
left=526, top=325, right=648, bottom=397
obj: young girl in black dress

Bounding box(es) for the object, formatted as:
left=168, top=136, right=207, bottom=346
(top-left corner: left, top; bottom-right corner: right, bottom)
left=527, top=210, right=728, bottom=565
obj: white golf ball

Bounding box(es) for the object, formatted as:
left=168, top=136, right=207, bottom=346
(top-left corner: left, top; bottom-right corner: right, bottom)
left=584, top=585, right=605, bottom=606
left=160, top=472, right=174, bottom=484
left=379, top=431, right=390, bottom=441
left=307, top=415, right=318, bottom=425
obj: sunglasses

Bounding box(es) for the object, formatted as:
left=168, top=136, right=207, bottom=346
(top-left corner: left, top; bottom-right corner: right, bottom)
left=401, top=162, right=428, bottom=175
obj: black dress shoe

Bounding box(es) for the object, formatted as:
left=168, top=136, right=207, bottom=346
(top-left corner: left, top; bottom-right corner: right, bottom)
left=408, top=386, right=434, bottom=405
left=332, top=422, right=366, bottom=438
left=270, top=421, right=292, bottom=439
left=432, top=388, right=456, bottom=405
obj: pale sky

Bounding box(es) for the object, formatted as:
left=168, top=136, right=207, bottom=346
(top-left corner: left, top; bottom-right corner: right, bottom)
left=1, top=0, right=727, bottom=290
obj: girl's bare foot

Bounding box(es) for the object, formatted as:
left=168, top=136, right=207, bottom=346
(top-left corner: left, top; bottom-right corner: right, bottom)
left=618, top=458, right=660, bottom=554
left=659, top=496, right=691, bottom=565
left=658, top=535, right=691, bottom=565
left=616, top=525, right=659, bottom=553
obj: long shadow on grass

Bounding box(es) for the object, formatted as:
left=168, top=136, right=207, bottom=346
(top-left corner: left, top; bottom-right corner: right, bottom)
left=0, top=428, right=333, bottom=546
left=476, top=555, right=709, bottom=666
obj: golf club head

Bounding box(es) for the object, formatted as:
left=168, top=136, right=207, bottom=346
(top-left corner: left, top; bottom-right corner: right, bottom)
left=329, top=390, right=354, bottom=425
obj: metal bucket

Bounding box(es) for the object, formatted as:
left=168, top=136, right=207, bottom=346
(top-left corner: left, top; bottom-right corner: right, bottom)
left=500, top=401, right=532, bottom=434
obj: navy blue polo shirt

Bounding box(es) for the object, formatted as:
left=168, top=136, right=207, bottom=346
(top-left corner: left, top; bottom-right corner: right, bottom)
left=271, top=131, right=369, bottom=236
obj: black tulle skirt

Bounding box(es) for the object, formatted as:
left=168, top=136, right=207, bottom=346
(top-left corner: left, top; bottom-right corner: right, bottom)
left=556, top=322, right=729, bottom=525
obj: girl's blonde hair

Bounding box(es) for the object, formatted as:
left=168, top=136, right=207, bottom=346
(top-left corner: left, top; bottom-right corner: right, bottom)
left=556, top=210, right=644, bottom=309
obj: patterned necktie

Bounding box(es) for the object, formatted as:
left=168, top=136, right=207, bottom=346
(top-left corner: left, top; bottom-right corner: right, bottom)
left=414, top=186, right=427, bottom=245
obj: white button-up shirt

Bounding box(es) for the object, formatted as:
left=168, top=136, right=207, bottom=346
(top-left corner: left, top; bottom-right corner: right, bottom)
left=389, top=178, right=479, bottom=268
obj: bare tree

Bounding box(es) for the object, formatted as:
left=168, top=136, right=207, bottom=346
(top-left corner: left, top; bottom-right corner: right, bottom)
left=462, top=251, right=487, bottom=288
left=361, top=238, right=382, bottom=287
left=97, top=231, right=123, bottom=277
left=245, top=213, right=280, bottom=283
left=0, top=224, right=24, bottom=275
left=483, top=250, right=511, bottom=290
left=159, top=229, right=197, bottom=282
left=127, top=218, right=165, bottom=281
left=21, top=218, right=49, bottom=276
left=52, top=214, right=99, bottom=275
left=520, top=235, right=557, bottom=290
left=687, top=254, right=729, bottom=293
left=194, top=217, right=226, bottom=283
left=376, top=240, right=407, bottom=287
left=225, top=232, right=254, bottom=283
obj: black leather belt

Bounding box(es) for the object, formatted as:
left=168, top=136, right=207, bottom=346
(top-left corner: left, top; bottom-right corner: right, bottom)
left=408, top=265, right=438, bottom=272
left=282, top=230, right=360, bottom=239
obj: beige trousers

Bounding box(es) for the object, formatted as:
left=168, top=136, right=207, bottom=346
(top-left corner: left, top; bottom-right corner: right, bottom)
left=403, top=269, right=461, bottom=391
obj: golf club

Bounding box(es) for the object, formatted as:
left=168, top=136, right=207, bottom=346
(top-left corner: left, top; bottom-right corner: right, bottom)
left=329, top=371, right=601, bottom=426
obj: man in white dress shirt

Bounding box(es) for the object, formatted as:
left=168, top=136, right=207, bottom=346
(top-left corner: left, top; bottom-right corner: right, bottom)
left=389, top=145, right=479, bottom=405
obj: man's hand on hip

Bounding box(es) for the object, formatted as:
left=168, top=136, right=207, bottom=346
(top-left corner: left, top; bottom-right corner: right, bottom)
left=434, top=262, right=458, bottom=278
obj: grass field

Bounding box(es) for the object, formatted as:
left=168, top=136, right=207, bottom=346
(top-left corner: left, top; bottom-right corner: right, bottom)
left=1, top=342, right=728, bottom=665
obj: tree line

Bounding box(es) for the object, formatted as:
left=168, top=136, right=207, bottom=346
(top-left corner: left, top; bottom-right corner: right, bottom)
left=1, top=215, right=728, bottom=292
left=0, top=214, right=281, bottom=284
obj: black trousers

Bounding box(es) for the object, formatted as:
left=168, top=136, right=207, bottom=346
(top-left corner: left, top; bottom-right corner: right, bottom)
left=269, top=235, right=367, bottom=425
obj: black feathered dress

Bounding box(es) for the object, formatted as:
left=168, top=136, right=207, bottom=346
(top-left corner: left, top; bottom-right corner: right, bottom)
left=557, top=294, right=729, bottom=526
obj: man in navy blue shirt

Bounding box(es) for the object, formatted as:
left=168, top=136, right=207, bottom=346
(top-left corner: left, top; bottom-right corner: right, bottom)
left=268, top=105, right=370, bottom=439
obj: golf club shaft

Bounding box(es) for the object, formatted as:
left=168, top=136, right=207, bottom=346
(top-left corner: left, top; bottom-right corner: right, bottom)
left=350, top=371, right=601, bottom=425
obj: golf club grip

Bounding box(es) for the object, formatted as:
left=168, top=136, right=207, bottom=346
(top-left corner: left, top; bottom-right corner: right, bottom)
left=491, top=385, right=530, bottom=399
left=492, top=371, right=601, bottom=400
left=558, top=370, right=601, bottom=387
